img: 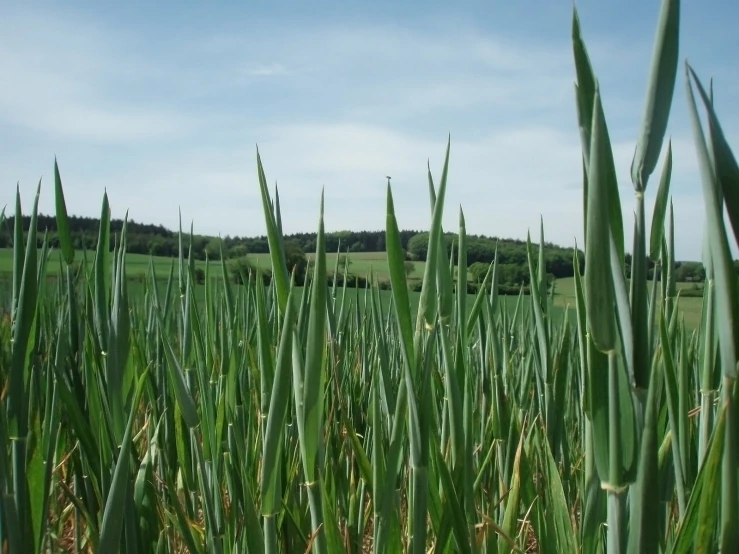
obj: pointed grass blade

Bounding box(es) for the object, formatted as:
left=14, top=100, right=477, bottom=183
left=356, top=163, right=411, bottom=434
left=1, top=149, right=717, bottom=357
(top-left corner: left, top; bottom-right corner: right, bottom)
left=256, top=148, right=290, bottom=315
left=649, top=142, right=673, bottom=261
left=630, top=0, right=680, bottom=191
left=98, top=368, right=149, bottom=554
left=685, top=65, right=738, bottom=381
left=687, top=66, right=739, bottom=250
left=53, top=158, right=75, bottom=266
left=585, top=87, right=617, bottom=353
left=668, top=400, right=726, bottom=554
left=302, top=190, right=328, bottom=481
left=572, top=9, right=624, bottom=266
left=385, top=184, right=415, bottom=372
left=261, top=282, right=296, bottom=516
left=627, top=346, right=664, bottom=554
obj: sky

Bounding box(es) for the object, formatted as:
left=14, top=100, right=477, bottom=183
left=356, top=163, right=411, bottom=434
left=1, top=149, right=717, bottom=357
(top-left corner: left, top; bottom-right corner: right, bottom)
left=1, top=0, right=738, bottom=261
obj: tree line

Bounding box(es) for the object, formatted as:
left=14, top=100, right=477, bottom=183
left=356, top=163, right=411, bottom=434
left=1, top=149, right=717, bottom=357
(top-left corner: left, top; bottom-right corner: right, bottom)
left=0, top=214, right=420, bottom=260
left=0, top=213, right=717, bottom=292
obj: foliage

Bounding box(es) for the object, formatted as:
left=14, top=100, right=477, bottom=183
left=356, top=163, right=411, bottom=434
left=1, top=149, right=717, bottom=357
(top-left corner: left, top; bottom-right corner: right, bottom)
left=3, top=2, right=739, bottom=553
left=403, top=260, right=415, bottom=277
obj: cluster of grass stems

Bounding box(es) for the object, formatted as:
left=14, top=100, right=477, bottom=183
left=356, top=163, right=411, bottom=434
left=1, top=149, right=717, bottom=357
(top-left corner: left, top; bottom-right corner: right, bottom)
left=2, top=0, right=739, bottom=552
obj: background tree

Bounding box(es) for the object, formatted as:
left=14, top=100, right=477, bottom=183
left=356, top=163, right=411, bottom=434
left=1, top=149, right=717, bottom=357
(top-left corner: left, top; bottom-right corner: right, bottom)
left=337, top=254, right=352, bottom=273
left=284, top=239, right=308, bottom=284
left=404, top=260, right=415, bottom=278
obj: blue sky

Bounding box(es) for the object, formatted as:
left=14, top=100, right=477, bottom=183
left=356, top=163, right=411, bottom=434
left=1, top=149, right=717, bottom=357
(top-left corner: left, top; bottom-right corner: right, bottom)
left=1, top=0, right=738, bottom=261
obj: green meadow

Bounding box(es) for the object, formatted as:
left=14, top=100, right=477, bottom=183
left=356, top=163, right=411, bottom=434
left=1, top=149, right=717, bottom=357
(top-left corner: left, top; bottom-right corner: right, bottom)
left=0, top=247, right=705, bottom=330
left=2, top=1, right=738, bottom=553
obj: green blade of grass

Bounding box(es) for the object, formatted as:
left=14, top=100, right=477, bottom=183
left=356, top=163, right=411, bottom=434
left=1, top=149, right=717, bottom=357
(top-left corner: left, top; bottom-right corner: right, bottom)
left=94, top=192, right=111, bottom=353
left=294, top=190, right=329, bottom=554
left=53, top=158, right=75, bottom=266
left=627, top=345, right=664, bottom=553
left=572, top=9, right=625, bottom=267
left=8, top=181, right=41, bottom=554
left=385, top=179, right=427, bottom=554
left=256, top=149, right=290, bottom=315
left=630, top=0, right=680, bottom=191
left=261, top=281, right=296, bottom=517
left=649, top=142, right=674, bottom=261
left=685, top=63, right=739, bottom=553
left=584, top=87, right=617, bottom=353
left=98, top=369, right=149, bottom=554
left=668, top=400, right=726, bottom=554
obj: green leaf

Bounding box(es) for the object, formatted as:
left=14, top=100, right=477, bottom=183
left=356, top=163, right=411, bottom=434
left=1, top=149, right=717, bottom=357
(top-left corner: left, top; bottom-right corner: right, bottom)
left=98, top=369, right=149, bottom=554
left=435, top=447, right=472, bottom=554
left=649, top=142, right=674, bottom=261
left=572, top=8, right=625, bottom=267
left=630, top=0, right=680, bottom=191
left=535, top=419, right=579, bottom=553
left=660, top=311, right=687, bottom=516
left=385, top=184, right=415, bottom=372
left=158, top=318, right=199, bottom=428
left=627, top=345, right=664, bottom=553
left=684, top=64, right=738, bottom=381
left=668, top=401, right=726, bottom=554
left=256, top=148, right=291, bottom=315
left=343, top=417, right=373, bottom=492
left=585, top=87, right=617, bottom=353
left=53, top=158, right=75, bottom=265
left=687, top=66, right=739, bottom=253
left=93, top=192, right=111, bottom=353
left=261, top=282, right=296, bottom=515
left=302, top=190, right=328, bottom=481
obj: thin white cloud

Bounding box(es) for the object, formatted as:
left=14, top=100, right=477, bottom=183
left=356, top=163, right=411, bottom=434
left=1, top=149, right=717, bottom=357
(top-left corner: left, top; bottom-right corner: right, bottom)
left=1, top=4, right=738, bottom=264
left=0, top=11, right=198, bottom=142
left=246, top=63, right=288, bottom=76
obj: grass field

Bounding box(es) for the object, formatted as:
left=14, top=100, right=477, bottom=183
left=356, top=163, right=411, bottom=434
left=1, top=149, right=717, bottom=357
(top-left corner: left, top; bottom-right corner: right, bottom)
left=253, top=250, right=428, bottom=281
left=0, top=248, right=426, bottom=281
left=3, top=3, right=735, bottom=547
left=3, top=244, right=706, bottom=331
left=0, top=257, right=573, bottom=329
left=0, top=248, right=704, bottom=330
left=0, top=247, right=203, bottom=276
left=551, top=276, right=705, bottom=329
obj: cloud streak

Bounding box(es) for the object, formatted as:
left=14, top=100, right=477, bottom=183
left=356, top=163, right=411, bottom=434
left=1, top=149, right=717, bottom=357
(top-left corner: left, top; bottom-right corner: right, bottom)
left=0, top=2, right=738, bottom=262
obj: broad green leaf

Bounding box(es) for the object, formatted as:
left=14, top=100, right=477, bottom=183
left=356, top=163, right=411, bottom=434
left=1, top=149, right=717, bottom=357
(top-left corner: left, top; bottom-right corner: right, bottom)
left=585, top=87, right=617, bottom=353
left=535, top=420, right=578, bottom=553
left=435, top=447, right=472, bottom=554
left=256, top=148, right=290, bottom=315
left=685, top=65, right=738, bottom=382
left=261, top=282, right=296, bottom=516
left=385, top=184, right=415, bottom=372
left=668, top=401, right=726, bottom=554
left=649, top=142, right=674, bottom=260
left=630, top=0, right=680, bottom=191
left=572, top=8, right=625, bottom=266
left=627, top=346, right=664, bottom=553
left=98, top=369, right=149, bottom=554
left=53, top=158, right=75, bottom=265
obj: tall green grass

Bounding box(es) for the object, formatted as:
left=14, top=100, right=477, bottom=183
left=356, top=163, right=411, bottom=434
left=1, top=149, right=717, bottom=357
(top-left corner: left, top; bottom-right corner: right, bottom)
left=2, top=0, right=738, bottom=552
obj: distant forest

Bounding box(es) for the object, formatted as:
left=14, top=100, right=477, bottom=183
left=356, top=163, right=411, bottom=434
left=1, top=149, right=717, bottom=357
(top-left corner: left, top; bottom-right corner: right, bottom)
left=0, top=213, right=711, bottom=286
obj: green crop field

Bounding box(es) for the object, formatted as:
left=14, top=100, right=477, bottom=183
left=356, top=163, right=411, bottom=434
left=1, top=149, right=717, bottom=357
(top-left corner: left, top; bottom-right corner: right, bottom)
left=247, top=250, right=428, bottom=281
left=2, top=1, right=738, bottom=554
left=0, top=248, right=206, bottom=277
left=0, top=248, right=426, bottom=282
left=551, top=276, right=705, bottom=330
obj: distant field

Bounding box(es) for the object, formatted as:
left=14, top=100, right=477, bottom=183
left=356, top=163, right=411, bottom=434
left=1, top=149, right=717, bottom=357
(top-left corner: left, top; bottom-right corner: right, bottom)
left=0, top=248, right=425, bottom=281
left=551, top=276, right=705, bottom=330
left=0, top=248, right=705, bottom=330
left=0, top=248, right=203, bottom=276
left=246, top=250, right=428, bottom=281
